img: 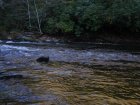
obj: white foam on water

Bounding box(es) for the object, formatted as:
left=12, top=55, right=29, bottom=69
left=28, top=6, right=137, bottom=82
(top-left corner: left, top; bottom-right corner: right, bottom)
left=0, top=45, right=39, bottom=52
left=5, top=41, right=33, bottom=44
left=6, top=41, right=15, bottom=43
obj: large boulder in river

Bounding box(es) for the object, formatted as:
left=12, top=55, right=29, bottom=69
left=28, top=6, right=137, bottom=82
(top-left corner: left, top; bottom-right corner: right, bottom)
left=16, top=35, right=34, bottom=41
left=15, top=32, right=42, bottom=41
left=36, top=56, right=49, bottom=63
left=0, top=32, right=11, bottom=40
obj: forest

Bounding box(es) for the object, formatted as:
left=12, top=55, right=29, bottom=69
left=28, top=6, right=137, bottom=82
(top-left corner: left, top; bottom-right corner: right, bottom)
left=0, top=0, right=140, bottom=38
left=0, top=1, right=140, bottom=105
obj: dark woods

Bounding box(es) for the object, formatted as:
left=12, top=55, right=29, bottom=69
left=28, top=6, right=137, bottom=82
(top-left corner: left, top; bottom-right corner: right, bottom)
left=0, top=0, right=140, bottom=38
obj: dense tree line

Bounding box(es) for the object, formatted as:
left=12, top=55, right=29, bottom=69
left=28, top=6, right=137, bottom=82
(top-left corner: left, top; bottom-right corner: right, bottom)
left=0, top=0, right=140, bottom=37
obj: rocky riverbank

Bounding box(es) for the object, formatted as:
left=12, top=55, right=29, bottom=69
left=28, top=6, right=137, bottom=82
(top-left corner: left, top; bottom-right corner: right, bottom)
left=0, top=32, right=140, bottom=44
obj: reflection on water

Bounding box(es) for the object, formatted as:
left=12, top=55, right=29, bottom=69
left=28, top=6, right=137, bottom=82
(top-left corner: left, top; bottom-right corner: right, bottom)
left=0, top=42, right=140, bottom=105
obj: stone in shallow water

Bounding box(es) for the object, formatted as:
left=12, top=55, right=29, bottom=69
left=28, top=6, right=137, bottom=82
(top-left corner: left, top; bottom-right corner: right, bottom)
left=0, top=57, right=4, bottom=61
left=36, top=56, right=49, bottom=63
left=0, top=75, right=23, bottom=80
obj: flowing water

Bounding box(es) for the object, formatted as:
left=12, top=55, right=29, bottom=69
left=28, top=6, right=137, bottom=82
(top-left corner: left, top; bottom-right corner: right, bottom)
left=0, top=41, right=140, bottom=105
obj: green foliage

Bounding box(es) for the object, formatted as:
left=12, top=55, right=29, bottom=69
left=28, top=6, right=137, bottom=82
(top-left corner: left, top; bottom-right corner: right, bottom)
left=0, top=0, right=140, bottom=37
left=45, top=18, right=57, bottom=33
left=82, top=3, right=105, bottom=31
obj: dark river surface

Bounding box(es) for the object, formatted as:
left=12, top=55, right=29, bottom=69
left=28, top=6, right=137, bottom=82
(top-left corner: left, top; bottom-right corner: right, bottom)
left=0, top=41, right=140, bottom=105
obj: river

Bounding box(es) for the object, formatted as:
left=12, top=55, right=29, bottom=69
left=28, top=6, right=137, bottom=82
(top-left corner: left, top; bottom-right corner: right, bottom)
left=0, top=41, right=140, bottom=105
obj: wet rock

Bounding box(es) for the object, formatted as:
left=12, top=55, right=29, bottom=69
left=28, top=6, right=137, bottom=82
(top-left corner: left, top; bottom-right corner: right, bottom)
left=23, top=32, right=34, bottom=35
left=36, top=56, right=49, bottom=63
left=0, top=75, right=23, bottom=80
left=0, top=32, right=10, bottom=40
left=37, top=35, right=61, bottom=43
left=15, top=35, right=34, bottom=41
left=0, top=58, right=4, bottom=61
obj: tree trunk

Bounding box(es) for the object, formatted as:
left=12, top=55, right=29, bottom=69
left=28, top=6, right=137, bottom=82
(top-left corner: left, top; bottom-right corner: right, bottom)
left=33, top=0, right=42, bottom=34
left=26, top=0, right=32, bottom=30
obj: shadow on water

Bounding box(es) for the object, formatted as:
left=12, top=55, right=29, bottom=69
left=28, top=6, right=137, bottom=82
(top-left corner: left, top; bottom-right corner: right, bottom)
left=0, top=41, right=140, bottom=105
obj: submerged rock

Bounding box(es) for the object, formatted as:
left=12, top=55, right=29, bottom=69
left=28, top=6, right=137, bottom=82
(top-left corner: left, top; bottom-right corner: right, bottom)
left=36, top=56, right=49, bottom=63
left=0, top=58, right=4, bottom=61
left=0, top=75, right=23, bottom=80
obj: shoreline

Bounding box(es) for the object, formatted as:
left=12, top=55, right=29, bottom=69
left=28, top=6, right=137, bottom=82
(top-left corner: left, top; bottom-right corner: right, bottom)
left=0, top=32, right=140, bottom=44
